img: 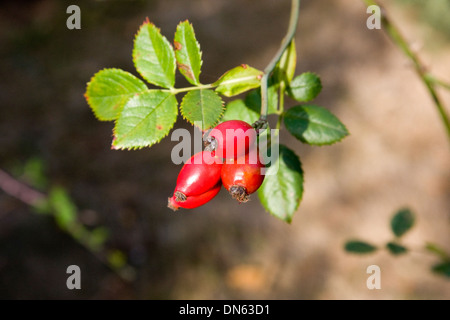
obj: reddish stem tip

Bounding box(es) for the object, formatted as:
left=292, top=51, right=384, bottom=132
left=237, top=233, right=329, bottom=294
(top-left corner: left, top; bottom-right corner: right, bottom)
left=167, top=197, right=179, bottom=211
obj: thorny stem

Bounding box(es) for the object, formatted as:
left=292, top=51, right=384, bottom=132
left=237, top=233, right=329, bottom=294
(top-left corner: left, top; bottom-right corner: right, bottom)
left=362, top=0, right=450, bottom=142
left=259, top=0, right=300, bottom=123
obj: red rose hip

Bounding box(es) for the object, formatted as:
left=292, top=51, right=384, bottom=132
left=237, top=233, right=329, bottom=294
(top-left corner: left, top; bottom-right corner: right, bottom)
left=204, top=120, right=256, bottom=160
left=173, top=151, right=222, bottom=202
left=221, top=151, right=265, bottom=203
left=168, top=181, right=222, bottom=210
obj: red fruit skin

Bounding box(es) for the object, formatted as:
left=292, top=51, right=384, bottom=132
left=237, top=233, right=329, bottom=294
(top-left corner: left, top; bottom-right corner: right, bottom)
left=168, top=182, right=222, bottom=210
left=207, top=120, right=256, bottom=160
left=175, top=151, right=223, bottom=197
left=221, top=152, right=265, bottom=201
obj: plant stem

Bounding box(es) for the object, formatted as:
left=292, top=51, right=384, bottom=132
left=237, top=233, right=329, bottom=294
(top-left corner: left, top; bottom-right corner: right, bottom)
left=0, top=168, right=134, bottom=283
left=425, top=242, right=450, bottom=261
left=0, top=169, right=46, bottom=206
left=276, top=84, right=286, bottom=132
left=260, top=0, right=300, bottom=122
left=163, top=73, right=264, bottom=95
left=167, top=83, right=214, bottom=94
left=426, top=74, right=450, bottom=91
left=362, top=0, right=450, bottom=142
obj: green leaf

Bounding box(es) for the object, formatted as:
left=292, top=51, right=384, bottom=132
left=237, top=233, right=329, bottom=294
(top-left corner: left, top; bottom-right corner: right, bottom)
left=288, top=72, right=322, bottom=102
left=85, top=68, right=149, bottom=121
left=222, top=99, right=259, bottom=124
left=432, top=262, right=450, bottom=278
left=214, top=64, right=263, bottom=97
left=180, top=89, right=224, bottom=130
left=113, top=90, right=178, bottom=149
left=391, top=208, right=415, bottom=238
left=344, top=240, right=377, bottom=254
left=108, top=250, right=127, bottom=269
left=245, top=85, right=278, bottom=115
left=274, top=39, right=297, bottom=84
left=133, top=20, right=176, bottom=88
left=425, top=243, right=450, bottom=261
left=284, top=105, right=349, bottom=145
left=49, top=187, right=77, bottom=231
left=257, top=144, right=304, bottom=223
left=22, top=157, right=47, bottom=189
left=174, top=20, right=202, bottom=85
left=386, top=242, right=408, bottom=255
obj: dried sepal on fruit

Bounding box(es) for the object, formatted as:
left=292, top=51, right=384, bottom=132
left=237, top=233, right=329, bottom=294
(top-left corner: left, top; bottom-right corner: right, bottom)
left=221, top=149, right=265, bottom=203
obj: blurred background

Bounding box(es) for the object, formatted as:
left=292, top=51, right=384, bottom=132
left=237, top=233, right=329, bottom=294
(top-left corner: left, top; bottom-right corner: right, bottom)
left=0, top=0, right=449, bottom=299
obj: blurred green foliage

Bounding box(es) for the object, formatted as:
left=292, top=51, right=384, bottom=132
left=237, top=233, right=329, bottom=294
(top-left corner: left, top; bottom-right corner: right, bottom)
left=395, top=0, right=450, bottom=39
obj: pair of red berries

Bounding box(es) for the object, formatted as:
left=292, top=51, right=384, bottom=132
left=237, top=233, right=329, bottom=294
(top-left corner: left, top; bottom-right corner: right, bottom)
left=168, top=120, right=265, bottom=211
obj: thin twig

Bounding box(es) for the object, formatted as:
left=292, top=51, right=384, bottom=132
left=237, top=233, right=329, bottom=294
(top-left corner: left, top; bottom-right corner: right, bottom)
left=0, top=169, right=46, bottom=206
left=363, top=0, right=450, bottom=142
left=0, top=168, right=134, bottom=283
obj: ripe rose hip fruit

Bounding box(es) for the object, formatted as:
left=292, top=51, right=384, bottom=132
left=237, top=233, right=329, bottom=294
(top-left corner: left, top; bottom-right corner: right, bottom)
left=204, top=120, right=256, bottom=160
left=172, top=151, right=223, bottom=203
left=221, top=151, right=265, bottom=203
left=168, top=181, right=222, bottom=210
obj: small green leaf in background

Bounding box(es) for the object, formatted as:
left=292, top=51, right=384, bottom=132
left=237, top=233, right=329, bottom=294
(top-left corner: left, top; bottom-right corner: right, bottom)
left=284, top=105, right=349, bottom=145
left=214, top=64, right=263, bottom=97
left=49, top=187, right=77, bottom=231
left=274, top=39, right=297, bottom=84
left=88, top=227, right=109, bottom=251
left=22, top=157, right=47, bottom=190
left=174, top=20, right=202, bottom=86
left=133, top=20, right=176, bottom=89
left=85, top=69, right=148, bottom=121
left=257, top=144, right=304, bottom=223
left=432, top=262, right=450, bottom=278
left=245, top=84, right=279, bottom=115
left=113, top=90, right=178, bottom=150
left=108, top=250, right=127, bottom=269
left=180, top=89, right=224, bottom=130
left=391, top=208, right=415, bottom=238
left=344, top=240, right=377, bottom=254
left=288, top=72, right=322, bottom=102
left=386, top=242, right=408, bottom=255
left=222, top=99, right=259, bottom=124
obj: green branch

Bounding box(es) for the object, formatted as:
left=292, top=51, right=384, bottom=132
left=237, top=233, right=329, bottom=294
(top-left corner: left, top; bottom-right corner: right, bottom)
left=363, top=0, right=450, bottom=142
left=260, top=0, right=300, bottom=122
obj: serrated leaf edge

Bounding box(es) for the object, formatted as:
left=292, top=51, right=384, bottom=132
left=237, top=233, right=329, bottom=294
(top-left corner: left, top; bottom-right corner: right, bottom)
left=179, top=90, right=225, bottom=130
left=259, top=145, right=304, bottom=224
left=132, top=18, right=176, bottom=89
left=287, top=71, right=323, bottom=102
left=214, top=65, right=263, bottom=85
left=174, top=20, right=203, bottom=86
left=221, top=99, right=260, bottom=123
left=112, top=92, right=177, bottom=150
left=85, top=68, right=149, bottom=121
